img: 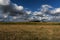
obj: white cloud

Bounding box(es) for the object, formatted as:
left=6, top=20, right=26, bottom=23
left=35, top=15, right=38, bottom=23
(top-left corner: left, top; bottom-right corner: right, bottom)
left=41, top=5, right=53, bottom=12
left=26, top=11, right=32, bottom=14
left=51, top=8, right=60, bottom=14
left=13, top=16, right=17, bottom=19
left=14, top=4, right=24, bottom=11
left=28, top=4, right=60, bottom=22
left=54, top=8, right=60, bottom=13
left=42, top=5, right=53, bottom=8
left=3, top=15, right=8, bottom=18
left=0, top=0, right=60, bottom=22
left=0, top=0, right=10, bottom=5
left=0, top=0, right=28, bottom=22
left=33, top=11, right=42, bottom=15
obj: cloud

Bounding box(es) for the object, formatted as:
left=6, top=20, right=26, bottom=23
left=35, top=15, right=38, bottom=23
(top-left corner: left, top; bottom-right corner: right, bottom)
left=41, top=5, right=53, bottom=12
left=0, top=0, right=29, bottom=22
left=28, top=5, right=52, bottom=21
left=26, top=10, right=32, bottom=14
left=29, top=5, right=60, bottom=22
left=13, top=4, right=24, bottom=11
left=0, top=0, right=60, bottom=22
left=50, top=8, right=60, bottom=15
left=0, top=0, right=10, bottom=5
left=54, top=8, right=60, bottom=13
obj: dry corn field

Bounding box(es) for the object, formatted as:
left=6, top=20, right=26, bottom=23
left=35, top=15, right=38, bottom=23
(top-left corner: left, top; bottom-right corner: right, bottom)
left=0, top=24, right=60, bottom=40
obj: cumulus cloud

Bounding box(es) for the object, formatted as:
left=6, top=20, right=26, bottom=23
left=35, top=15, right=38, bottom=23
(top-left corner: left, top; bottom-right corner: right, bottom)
left=0, top=0, right=10, bottom=5
left=29, top=5, right=60, bottom=22
left=26, top=11, right=32, bottom=14
left=0, top=0, right=29, bottom=22
left=0, top=0, right=60, bottom=22
left=14, top=4, right=24, bottom=11
left=51, top=8, right=60, bottom=15
left=41, top=5, right=53, bottom=12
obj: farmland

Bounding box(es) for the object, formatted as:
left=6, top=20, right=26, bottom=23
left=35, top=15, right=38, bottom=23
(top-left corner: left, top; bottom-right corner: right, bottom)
left=0, top=22, right=60, bottom=40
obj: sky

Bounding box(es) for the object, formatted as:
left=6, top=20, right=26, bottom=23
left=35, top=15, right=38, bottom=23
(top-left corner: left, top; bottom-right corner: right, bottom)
left=0, top=0, right=60, bottom=22
left=11, top=0, right=60, bottom=11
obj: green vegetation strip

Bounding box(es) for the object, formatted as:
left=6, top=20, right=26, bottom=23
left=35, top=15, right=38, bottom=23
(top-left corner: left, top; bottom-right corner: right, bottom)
left=0, top=22, right=60, bottom=25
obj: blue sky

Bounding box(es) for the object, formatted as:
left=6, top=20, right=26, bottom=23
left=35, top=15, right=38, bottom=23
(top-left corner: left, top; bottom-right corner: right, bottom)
left=0, top=0, right=60, bottom=22
left=11, top=0, right=60, bottom=11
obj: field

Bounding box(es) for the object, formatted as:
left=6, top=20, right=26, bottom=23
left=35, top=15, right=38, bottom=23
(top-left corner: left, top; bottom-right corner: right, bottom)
left=0, top=22, right=60, bottom=40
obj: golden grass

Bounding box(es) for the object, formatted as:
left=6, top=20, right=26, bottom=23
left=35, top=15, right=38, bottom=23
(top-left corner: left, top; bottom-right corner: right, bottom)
left=0, top=23, right=60, bottom=40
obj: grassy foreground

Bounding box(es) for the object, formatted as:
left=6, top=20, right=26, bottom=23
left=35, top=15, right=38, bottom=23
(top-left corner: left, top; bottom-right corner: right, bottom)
left=0, top=22, right=60, bottom=40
